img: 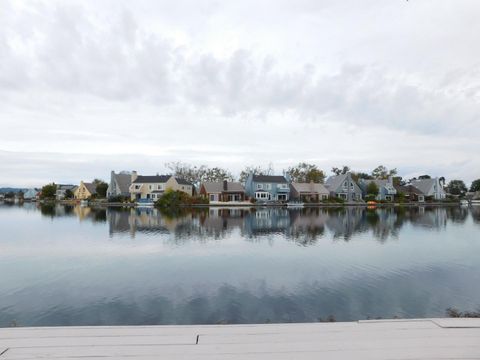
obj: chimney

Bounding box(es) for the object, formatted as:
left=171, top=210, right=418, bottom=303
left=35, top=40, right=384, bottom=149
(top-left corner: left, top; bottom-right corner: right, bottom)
left=223, top=179, right=228, bottom=191
left=131, top=171, right=138, bottom=183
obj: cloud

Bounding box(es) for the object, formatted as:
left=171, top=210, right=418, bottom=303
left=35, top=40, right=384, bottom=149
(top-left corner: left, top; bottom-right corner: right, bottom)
left=0, top=0, right=479, bottom=186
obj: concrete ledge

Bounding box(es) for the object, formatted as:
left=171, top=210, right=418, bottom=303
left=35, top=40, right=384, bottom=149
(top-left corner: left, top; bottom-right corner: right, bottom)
left=0, top=319, right=479, bottom=359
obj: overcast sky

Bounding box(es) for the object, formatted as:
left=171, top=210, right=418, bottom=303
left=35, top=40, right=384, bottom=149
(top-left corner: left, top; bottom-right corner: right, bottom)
left=1, top=0, right=479, bottom=187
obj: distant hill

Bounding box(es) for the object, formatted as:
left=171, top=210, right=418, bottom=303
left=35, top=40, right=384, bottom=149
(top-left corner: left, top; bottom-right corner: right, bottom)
left=0, top=188, right=27, bottom=194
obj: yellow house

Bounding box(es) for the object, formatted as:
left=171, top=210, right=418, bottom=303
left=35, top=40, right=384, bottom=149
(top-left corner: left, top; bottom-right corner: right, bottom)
left=129, top=173, right=194, bottom=202
left=74, top=181, right=97, bottom=200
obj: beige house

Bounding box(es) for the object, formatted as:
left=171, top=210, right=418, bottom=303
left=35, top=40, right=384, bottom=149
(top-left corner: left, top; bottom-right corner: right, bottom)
left=129, top=172, right=194, bottom=202
left=290, top=182, right=329, bottom=202
left=74, top=181, right=97, bottom=200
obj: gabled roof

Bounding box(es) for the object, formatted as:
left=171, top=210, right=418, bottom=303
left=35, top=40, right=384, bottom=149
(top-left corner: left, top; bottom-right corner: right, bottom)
left=291, top=182, right=329, bottom=194
left=202, top=182, right=245, bottom=193
left=252, top=175, right=288, bottom=183
left=83, top=182, right=97, bottom=194
left=133, top=175, right=171, bottom=184
left=113, top=173, right=132, bottom=193
left=361, top=179, right=389, bottom=187
left=410, top=179, right=436, bottom=194
left=57, top=184, right=76, bottom=191
left=325, top=173, right=349, bottom=190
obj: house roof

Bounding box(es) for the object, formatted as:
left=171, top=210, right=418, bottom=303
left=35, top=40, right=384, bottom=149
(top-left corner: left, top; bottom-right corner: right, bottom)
left=362, top=179, right=389, bottom=187
left=133, top=175, right=171, bottom=184
left=83, top=182, right=97, bottom=194
left=325, top=173, right=348, bottom=190
left=291, top=182, right=329, bottom=194
left=410, top=179, right=436, bottom=194
left=57, top=184, right=76, bottom=190
left=202, top=181, right=245, bottom=193
left=252, top=175, right=288, bottom=183
left=394, top=184, right=424, bottom=195
left=175, top=177, right=193, bottom=186
left=113, top=173, right=132, bottom=193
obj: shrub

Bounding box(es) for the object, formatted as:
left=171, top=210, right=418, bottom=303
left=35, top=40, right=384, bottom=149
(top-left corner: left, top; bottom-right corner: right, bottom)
left=155, top=189, right=208, bottom=208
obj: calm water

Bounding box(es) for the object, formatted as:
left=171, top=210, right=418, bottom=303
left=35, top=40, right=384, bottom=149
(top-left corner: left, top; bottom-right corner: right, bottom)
left=1, top=203, right=479, bottom=327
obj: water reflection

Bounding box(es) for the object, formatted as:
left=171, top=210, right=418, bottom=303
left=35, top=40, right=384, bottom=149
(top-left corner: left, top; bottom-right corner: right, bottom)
left=19, top=203, right=480, bottom=242
left=1, top=203, right=479, bottom=327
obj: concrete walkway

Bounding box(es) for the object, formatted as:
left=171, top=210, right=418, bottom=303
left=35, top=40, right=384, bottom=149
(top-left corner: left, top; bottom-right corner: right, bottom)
left=0, top=318, right=479, bottom=359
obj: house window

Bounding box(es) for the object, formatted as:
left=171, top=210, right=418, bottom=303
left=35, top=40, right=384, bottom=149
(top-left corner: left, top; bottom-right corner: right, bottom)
left=210, top=194, right=215, bottom=201
left=257, top=184, right=263, bottom=189
left=149, top=185, right=152, bottom=190
left=157, top=184, right=163, bottom=190
left=135, top=185, right=140, bottom=190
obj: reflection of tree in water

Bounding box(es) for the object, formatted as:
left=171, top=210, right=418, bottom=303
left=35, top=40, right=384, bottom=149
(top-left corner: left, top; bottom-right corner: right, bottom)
left=470, top=206, right=480, bottom=224
left=445, top=206, right=468, bottom=224
left=325, top=207, right=367, bottom=241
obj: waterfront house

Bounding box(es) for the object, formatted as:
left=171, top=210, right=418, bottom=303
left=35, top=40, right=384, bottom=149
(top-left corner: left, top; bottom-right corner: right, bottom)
left=23, top=188, right=40, bottom=201
left=74, top=181, right=97, bottom=200
left=56, top=184, right=77, bottom=200
left=394, top=184, right=426, bottom=202
left=358, top=177, right=397, bottom=201
left=107, top=171, right=132, bottom=199
left=325, top=173, right=363, bottom=202
left=244, top=174, right=290, bottom=202
left=200, top=180, right=246, bottom=202
left=290, top=182, right=329, bottom=202
left=410, top=178, right=446, bottom=200
left=129, top=173, right=194, bottom=203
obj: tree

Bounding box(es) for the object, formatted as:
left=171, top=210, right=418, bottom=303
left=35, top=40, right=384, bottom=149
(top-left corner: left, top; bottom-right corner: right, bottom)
left=470, top=179, right=480, bottom=192
left=286, top=163, right=326, bottom=183
left=165, top=162, right=234, bottom=186
left=366, top=182, right=379, bottom=196
left=351, top=172, right=373, bottom=182
left=331, top=166, right=350, bottom=176
left=4, top=191, right=15, bottom=199
left=239, top=164, right=274, bottom=183
left=40, top=183, right=57, bottom=199
left=64, top=189, right=74, bottom=199
left=371, top=165, right=397, bottom=180
left=95, top=181, right=108, bottom=198
left=446, top=180, right=467, bottom=196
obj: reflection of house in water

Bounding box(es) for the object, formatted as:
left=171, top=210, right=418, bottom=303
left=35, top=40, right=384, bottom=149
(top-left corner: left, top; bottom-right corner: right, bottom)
left=407, top=207, right=448, bottom=230
left=243, top=208, right=291, bottom=237
left=366, top=208, right=400, bottom=242
left=325, top=207, right=366, bottom=240
left=198, top=208, right=247, bottom=238
left=287, top=208, right=329, bottom=245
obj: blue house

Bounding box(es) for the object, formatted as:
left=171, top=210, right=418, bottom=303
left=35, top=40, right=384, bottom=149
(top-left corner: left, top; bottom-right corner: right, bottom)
left=358, top=177, right=397, bottom=201
left=245, top=174, right=290, bottom=202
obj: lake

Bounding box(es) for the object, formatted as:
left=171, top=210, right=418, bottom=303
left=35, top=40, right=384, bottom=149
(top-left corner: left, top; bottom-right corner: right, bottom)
left=0, top=203, right=479, bottom=327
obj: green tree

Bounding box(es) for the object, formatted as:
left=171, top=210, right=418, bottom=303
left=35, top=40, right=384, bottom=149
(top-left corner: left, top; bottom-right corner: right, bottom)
left=371, top=165, right=397, bottom=179
left=95, top=181, right=109, bottom=198
left=366, top=182, right=379, bottom=196
left=64, top=189, right=74, bottom=199
left=331, top=166, right=350, bottom=176
left=470, top=179, right=480, bottom=192
left=286, top=163, right=326, bottom=183
left=40, top=183, right=57, bottom=199
left=4, top=191, right=15, bottom=199
left=351, top=172, right=373, bottom=182
left=446, top=180, right=467, bottom=196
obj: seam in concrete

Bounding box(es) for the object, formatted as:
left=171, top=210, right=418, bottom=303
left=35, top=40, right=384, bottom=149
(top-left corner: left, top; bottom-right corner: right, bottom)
left=0, top=348, right=9, bottom=357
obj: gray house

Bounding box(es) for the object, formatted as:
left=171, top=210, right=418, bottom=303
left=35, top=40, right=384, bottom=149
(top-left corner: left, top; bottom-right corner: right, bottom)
left=55, top=184, right=77, bottom=200
left=325, top=173, right=363, bottom=202
left=107, top=171, right=133, bottom=199
left=359, top=177, right=397, bottom=201
left=410, top=178, right=446, bottom=200
left=245, top=174, right=290, bottom=202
